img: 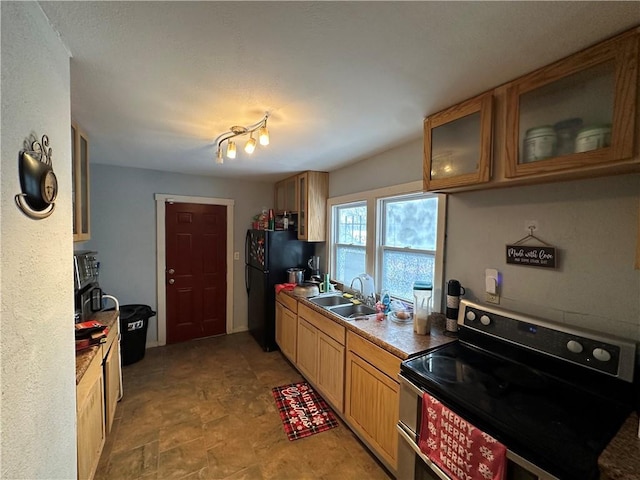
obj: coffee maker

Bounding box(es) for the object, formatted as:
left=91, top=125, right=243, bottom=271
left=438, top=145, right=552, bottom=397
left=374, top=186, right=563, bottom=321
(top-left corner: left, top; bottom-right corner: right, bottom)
left=308, top=255, right=321, bottom=280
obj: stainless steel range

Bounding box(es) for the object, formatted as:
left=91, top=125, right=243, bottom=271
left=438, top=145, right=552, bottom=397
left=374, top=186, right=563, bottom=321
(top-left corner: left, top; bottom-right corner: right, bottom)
left=397, top=299, right=636, bottom=480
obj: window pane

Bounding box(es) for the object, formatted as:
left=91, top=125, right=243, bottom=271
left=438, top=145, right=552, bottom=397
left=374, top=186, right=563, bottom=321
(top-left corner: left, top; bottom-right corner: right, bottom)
left=383, top=197, right=438, bottom=250
left=336, top=204, right=367, bottom=246
left=382, top=250, right=435, bottom=301
left=335, top=245, right=365, bottom=285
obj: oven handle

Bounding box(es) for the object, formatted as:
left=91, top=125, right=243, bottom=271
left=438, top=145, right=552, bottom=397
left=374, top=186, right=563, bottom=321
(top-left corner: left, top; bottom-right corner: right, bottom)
left=399, top=373, right=426, bottom=396
left=397, top=424, right=451, bottom=480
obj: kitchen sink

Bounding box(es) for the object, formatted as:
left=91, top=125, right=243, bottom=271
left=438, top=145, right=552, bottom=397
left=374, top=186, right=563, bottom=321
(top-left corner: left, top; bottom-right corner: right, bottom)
left=309, top=295, right=353, bottom=307
left=329, top=303, right=377, bottom=319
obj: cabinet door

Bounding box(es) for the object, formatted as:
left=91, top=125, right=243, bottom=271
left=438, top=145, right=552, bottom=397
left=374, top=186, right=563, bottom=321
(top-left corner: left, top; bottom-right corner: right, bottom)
left=282, top=306, right=297, bottom=362
left=274, top=181, right=286, bottom=213
left=77, top=358, right=105, bottom=480
left=304, top=171, right=329, bottom=242
left=316, top=331, right=344, bottom=413
left=275, top=302, right=284, bottom=350
left=296, top=317, right=317, bottom=382
left=345, top=351, right=399, bottom=470
left=297, top=173, right=308, bottom=240
left=424, top=91, right=493, bottom=191
left=284, top=176, right=298, bottom=213
left=72, top=123, right=91, bottom=242
left=104, top=340, right=121, bottom=435
left=504, top=30, right=638, bottom=178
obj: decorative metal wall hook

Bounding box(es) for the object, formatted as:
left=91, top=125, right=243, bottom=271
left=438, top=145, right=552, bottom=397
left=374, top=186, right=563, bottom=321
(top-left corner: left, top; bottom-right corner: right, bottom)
left=15, top=134, right=58, bottom=220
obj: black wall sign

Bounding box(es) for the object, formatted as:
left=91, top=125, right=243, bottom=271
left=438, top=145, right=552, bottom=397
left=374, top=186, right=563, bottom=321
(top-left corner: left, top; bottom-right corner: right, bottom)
left=506, top=245, right=557, bottom=269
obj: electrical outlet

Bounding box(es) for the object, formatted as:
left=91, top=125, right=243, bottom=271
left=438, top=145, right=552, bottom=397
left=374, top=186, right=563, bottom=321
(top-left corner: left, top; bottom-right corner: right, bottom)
left=485, top=292, right=500, bottom=304
left=233, top=251, right=240, bottom=260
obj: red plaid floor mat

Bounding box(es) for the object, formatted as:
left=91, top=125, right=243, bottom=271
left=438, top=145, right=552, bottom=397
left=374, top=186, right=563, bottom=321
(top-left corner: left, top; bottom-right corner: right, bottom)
left=271, top=382, right=339, bottom=441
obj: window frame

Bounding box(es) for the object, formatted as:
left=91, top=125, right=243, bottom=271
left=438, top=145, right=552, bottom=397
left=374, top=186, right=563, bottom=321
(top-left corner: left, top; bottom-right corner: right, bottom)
left=332, top=201, right=367, bottom=286
left=327, top=181, right=447, bottom=311
left=378, top=192, right=440, bottom=302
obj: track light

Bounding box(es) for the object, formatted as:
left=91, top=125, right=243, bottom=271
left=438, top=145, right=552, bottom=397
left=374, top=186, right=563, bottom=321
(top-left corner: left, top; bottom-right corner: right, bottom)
left=214, top=112, right=270, bottom=164
left=244, top=134, right=256, bottom=154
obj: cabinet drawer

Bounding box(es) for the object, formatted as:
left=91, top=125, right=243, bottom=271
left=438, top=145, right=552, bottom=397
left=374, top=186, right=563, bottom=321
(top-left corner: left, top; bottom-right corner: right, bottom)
left=277, top=292, right=298, bottom=313
left=347, top=331, right=401, bottom=381
left=298, top=303, right=345, bottom=345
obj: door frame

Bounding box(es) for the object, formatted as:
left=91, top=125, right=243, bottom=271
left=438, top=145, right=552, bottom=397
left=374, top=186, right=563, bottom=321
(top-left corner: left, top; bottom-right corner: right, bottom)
left=155, top=193, right=235, bottom=346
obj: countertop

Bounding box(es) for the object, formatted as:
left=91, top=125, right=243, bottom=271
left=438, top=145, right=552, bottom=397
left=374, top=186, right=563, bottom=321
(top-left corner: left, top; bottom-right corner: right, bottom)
left=599, top=411, right=640, bottom=480
left=75, top=310, right=119, bottom=384
left=285, top=290, right=638, bottom=478
left=283, top=290, right=456, bottom=359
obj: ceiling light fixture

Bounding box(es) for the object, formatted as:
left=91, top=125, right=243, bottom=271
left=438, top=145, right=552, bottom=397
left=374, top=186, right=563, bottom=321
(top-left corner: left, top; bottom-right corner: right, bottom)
left=214, top=112, right=269, bottom=164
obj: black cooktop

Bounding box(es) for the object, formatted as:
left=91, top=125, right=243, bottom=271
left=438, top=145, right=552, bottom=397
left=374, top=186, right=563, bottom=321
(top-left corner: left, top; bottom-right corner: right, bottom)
left=401, top=340, right=634, bottom=480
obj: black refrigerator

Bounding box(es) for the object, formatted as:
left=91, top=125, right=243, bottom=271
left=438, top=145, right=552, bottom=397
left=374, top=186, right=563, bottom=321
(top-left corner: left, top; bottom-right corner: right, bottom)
left=245, top=229, right=314, bottom=351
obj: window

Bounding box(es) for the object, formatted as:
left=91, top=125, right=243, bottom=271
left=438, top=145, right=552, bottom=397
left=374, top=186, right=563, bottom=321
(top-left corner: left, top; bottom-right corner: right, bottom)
left=380, top=194, right=438, bottom=301
left=328, top=181, right=445, bottom=309
left=333, top=202, right=367, bottom=285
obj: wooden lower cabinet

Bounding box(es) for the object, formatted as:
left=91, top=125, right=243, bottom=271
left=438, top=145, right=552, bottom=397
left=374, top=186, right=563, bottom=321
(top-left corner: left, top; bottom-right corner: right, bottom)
left=76, top=351, right=106, bottom=480
left=296, top=317, right=318, bottom=380
left=345, top=331, right=400, bottom=472
left=296, top=303, right=346, bottom=413
left=275, top=296, right=298, bottom=362
left=104, top=331, right=121, bottom=434
left=316, top=331, right=344, bottom=410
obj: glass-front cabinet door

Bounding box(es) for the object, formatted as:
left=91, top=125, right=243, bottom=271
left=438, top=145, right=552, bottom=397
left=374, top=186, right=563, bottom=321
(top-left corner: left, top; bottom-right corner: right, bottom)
left=505, top=30, right=638, bottom=178
left=423, top=91, right=493, bottom=191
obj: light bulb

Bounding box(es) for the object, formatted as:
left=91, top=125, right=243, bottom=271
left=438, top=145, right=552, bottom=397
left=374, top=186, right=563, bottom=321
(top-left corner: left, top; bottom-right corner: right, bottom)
left=244, top=135, right=256, bottom=154
left=258, top=126, right=269, bottom=146
left=216, top=148, right=224, bottom=164
left=227, top=141, right=236, bottom=159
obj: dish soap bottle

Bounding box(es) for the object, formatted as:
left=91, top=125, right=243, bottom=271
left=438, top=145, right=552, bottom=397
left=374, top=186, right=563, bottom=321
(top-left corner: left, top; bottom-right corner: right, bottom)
left=381, top=290, right=391, bottom=315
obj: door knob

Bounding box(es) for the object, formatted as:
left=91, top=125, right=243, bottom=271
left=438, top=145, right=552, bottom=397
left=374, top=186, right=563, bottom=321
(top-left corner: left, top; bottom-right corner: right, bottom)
left=168, top=268, right=175, bottom=274
left=168, top=279, right=175, bottom=284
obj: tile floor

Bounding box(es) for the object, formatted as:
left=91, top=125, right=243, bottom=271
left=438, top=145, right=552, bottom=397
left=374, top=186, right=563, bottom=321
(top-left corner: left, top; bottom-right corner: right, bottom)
left=95, top=331, right=393, bottom=480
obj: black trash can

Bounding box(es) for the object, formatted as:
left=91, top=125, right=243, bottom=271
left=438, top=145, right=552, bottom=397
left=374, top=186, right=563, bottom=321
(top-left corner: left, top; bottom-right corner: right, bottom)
left=118, top=304, right=156, bottom=365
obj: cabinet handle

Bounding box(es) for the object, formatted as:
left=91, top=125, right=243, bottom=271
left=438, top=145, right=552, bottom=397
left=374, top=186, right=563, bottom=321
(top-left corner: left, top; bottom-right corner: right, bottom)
left=168, top=268, right=175, bottom=274
left=168, top=279, right=175, bottom=285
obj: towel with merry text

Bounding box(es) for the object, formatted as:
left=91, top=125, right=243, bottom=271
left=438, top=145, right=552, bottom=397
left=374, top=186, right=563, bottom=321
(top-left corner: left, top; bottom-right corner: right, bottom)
left=419, top=393, right=506, bottom=480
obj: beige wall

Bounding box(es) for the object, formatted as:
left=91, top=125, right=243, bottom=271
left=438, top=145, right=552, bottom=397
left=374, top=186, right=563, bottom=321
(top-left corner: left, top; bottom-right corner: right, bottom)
left=329, top=142, right=640, bottom=341
left=1, top=2, right=77, bottom=477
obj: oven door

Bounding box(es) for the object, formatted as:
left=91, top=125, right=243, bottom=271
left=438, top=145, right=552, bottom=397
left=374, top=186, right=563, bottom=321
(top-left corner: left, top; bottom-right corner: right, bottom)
left=397, top=374, right=557, bottom=480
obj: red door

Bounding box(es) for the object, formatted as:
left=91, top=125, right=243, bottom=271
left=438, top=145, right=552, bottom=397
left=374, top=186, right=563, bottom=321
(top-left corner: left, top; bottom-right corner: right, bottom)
left=165, top=202, right=227, bottom=344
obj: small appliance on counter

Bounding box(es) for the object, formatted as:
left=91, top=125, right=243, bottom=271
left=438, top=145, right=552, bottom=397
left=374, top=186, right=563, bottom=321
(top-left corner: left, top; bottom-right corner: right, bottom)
left=74, top=250, right=103, bottom=322
left=444, top=279, right=465, bottom=335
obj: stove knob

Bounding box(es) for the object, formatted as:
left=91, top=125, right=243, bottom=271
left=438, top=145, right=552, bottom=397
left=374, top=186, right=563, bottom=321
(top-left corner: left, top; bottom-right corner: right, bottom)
left=466, top=311, right=476, bottom=321
left=480, top=314, right=491, bottom=326
left=592, top=348, right=611, bottom=362
left=566, top=340, right=583, bottom=354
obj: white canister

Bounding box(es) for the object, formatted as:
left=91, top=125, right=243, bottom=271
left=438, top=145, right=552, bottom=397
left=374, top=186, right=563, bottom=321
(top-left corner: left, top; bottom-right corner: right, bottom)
left=523, top=126, right=557, bottom=162
left=575, top=125, right=611, bottom=153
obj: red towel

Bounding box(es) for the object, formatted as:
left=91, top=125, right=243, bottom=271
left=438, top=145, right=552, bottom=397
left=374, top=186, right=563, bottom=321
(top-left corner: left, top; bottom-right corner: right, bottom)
left=275, top=283, right=296, bottom=294
left=419, top=393, right=506, bottom=480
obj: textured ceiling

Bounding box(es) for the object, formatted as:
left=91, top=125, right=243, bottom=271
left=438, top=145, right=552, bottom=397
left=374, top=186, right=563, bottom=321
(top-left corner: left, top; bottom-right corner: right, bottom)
left=39, top=1, right=640, bottom=182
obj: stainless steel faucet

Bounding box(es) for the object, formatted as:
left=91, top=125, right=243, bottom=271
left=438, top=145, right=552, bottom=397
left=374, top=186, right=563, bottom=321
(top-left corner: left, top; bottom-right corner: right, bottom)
left=350, top=276, right=365, bottom=301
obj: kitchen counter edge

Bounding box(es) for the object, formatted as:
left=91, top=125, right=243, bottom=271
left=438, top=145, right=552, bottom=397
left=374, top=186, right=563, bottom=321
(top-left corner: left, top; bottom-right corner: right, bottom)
left=599, top=411, right=640, bottom=480
left=75, top=310, right=119, bottom=384
left=282, top=290, right=455, bottom=359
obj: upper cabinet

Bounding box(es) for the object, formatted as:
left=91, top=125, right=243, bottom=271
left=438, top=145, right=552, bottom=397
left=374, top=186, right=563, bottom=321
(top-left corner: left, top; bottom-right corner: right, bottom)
left=424, top=27, right=640, bottom=193
left=297, top=171, right=328, bottom=242
left=423, top=91, right=493, bottom=190
left=274, top=174, right=298, bottom=213
left=72, top=122, right=90, bottom=242
left=504, top=29, right=638, bottom=179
